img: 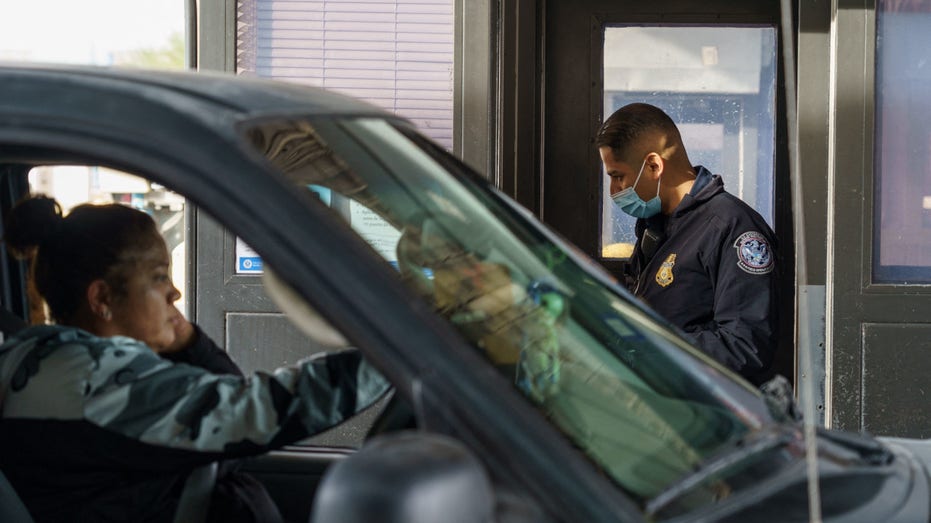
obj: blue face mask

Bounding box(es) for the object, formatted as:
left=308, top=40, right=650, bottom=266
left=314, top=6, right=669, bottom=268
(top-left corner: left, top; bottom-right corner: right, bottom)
left=610, top=157, right=661, bottom=218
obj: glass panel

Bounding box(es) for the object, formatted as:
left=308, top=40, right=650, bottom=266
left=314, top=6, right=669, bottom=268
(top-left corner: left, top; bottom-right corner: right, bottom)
left=236, top=0, right=454, bottom=150
left=243, top=116, right=786, bottom=513
left=0, top=0, right=184, bottom=67
left=601, top=26, right=777, bottom=259
left=873, top=1, right=931, bottom=283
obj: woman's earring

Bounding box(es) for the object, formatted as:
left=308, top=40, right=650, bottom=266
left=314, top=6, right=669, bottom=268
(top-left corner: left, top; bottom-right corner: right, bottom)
left=101, top=308, right=112, bottom=321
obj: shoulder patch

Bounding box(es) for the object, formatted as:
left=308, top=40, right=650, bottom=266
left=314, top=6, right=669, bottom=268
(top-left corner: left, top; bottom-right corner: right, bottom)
left=734, top=231, right=773, bottom=274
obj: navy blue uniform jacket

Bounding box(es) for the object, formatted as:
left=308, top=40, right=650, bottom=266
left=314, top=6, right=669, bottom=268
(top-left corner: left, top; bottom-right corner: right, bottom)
left=627, top=166, right=778, bottom=385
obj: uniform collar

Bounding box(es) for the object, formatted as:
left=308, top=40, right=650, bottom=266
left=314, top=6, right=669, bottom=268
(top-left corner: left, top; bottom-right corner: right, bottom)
left=672, top=165, right=724, bottom=216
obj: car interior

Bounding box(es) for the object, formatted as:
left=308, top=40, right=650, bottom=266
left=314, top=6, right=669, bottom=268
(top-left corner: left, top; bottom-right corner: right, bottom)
left=0, top=157, right=431, bottom=523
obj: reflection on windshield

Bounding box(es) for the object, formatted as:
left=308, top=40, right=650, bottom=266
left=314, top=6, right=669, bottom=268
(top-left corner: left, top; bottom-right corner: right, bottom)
left=244, top=116, right=777, bottom=510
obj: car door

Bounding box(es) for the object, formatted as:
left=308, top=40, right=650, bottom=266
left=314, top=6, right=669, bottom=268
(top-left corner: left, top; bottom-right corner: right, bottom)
left=0, top=68, right=644, bottom=522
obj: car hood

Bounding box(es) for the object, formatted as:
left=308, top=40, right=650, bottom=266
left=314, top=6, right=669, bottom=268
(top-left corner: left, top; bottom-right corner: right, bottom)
left=661, top=430, right=931, bottom=522
left=880, top=437, right=931, bottom=470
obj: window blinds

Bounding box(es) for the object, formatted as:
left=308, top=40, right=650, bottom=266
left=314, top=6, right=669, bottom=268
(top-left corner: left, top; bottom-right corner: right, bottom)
left=237, top=0, right=454, bottom=150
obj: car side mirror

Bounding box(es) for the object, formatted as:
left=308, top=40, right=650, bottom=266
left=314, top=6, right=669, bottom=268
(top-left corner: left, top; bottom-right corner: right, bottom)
left=759, top=374, right=803, bottom=423
left=309, top=431, right=494, bottom=523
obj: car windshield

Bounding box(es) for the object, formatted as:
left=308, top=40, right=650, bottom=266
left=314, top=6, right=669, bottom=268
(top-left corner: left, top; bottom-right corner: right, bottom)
left=242, top=116, right=781, bottom=510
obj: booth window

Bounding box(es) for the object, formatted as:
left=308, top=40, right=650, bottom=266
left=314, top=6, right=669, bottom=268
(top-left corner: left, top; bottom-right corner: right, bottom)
left=873, top=0, right=931, bottom=283
left=601, top=25, right=776, bottom=259
left=236, top=0, right=454, bottom=150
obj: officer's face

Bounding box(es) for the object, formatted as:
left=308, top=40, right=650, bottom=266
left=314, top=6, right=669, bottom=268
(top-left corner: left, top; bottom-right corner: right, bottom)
left=600, top=147, right=640, bottom=197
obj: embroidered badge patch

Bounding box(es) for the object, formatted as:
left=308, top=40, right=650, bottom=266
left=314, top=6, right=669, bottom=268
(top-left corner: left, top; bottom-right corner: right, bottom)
left=734, top=231, right=773, bottom=274
left=655, top=253, right=677, bottom=287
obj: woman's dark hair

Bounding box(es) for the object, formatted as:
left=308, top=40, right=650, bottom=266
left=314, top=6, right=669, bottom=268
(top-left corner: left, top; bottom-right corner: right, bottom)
left=4, top=195, right=163, bottom=323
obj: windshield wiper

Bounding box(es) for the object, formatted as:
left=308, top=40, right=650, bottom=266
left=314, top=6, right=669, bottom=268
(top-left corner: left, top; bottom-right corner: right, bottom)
left=816, top=426, right=893, bottom=466
left=645, top=428, right=793, bottom=517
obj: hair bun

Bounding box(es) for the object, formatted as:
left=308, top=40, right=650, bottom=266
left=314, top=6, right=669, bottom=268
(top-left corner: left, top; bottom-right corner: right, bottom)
left=4, top=196, right=63, bottom=259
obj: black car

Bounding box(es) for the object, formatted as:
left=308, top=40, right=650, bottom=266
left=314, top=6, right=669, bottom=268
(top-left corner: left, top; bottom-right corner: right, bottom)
left=0, top=63, right=928, bottom=522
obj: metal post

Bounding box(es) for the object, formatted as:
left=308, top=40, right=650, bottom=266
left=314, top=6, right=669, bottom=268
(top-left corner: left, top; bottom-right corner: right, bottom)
left=780, top=0, right=822, bottom=520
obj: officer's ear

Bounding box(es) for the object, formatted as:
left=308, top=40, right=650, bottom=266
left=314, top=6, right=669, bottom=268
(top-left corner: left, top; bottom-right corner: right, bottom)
left=645, top=152, right=664, bottom=179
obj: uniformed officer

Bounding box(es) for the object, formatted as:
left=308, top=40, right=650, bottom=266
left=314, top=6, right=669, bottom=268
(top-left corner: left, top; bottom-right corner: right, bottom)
left=597, top=103, right=778, bottom=385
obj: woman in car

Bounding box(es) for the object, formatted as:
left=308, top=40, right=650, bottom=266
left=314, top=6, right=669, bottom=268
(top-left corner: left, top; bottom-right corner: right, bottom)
left=0, top=196, right=389, bottom=523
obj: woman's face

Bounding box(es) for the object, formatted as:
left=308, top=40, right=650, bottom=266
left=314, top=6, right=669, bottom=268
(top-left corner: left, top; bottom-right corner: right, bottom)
left=108, top=240, right=182, bottom=350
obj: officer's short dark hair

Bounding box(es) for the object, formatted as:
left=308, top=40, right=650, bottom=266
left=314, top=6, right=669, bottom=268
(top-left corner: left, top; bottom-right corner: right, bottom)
left=596, top=103, right=681, bottom=162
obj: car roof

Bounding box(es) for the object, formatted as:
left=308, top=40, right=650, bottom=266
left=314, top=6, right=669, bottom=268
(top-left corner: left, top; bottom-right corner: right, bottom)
left=0, top=61, right=393, bottom=120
